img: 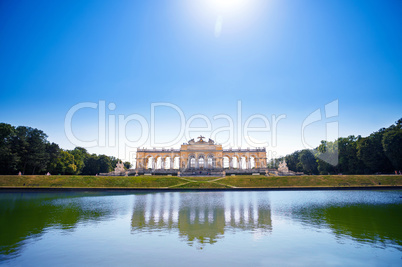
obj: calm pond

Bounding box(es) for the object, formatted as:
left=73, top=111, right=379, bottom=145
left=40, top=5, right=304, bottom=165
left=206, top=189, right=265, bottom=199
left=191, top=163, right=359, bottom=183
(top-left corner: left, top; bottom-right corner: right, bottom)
left=0, top=190, right=401, bottom=266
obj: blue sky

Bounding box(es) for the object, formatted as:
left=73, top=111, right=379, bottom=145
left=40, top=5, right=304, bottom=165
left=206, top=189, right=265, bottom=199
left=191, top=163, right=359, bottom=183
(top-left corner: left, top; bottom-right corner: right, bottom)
left=1, top=0, right=401, bottom=162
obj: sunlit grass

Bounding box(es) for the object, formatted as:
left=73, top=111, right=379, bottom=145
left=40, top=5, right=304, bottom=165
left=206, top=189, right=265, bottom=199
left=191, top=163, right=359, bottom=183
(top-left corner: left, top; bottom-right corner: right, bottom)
left=0, top=175, right=400, bottom=189
left=219, top=175, right=402, bottom=188
left=0, top=175, right=187, bottom=188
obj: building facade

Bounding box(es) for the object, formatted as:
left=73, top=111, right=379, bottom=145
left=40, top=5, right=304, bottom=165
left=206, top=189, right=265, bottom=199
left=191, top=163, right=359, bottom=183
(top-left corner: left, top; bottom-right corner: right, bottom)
left=135, top=136, right=267, bottom=175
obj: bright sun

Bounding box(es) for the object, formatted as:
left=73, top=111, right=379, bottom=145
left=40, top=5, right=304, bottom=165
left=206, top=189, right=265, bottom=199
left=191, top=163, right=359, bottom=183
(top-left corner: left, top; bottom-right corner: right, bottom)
left=206, top=0, right=247, bottom=13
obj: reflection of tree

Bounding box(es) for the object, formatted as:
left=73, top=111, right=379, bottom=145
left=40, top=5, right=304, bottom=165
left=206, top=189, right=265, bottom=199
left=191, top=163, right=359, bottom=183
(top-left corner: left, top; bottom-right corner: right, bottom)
left=0, top=192, right=113, bottom=261
left=131, top=192, right=272, bottom=248
left=290, top=203, right=402, bottom=249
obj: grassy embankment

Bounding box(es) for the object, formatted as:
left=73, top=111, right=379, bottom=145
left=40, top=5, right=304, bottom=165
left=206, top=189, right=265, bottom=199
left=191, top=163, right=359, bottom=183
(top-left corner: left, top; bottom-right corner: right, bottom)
left=0, top=175, right=401, bottom=189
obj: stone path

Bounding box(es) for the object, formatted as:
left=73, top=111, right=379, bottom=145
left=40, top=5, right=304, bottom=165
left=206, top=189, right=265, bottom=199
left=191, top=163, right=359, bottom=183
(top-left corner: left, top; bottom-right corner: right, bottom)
left=167, top=176, right=236, bottom=188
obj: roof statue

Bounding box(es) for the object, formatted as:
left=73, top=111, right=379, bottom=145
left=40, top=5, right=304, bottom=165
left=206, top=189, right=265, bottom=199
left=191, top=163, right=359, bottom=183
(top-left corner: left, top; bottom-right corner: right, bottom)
left=197, top=135, right=206, bottom=143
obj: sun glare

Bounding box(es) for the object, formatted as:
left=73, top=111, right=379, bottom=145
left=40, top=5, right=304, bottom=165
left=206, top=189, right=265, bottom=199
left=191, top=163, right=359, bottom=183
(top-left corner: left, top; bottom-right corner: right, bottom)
left=206, top=0, right=247, bottom=13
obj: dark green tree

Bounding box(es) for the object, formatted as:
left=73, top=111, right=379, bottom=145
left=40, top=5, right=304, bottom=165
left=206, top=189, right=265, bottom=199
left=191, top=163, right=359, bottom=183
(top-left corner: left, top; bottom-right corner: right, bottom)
left=124, top=162, right=131, bottom=169
left=46, top=142, right=61, bottom=174
left=69, top=147, right=89, bottom=174
left=52, top=151, right=77, bottom=175
left=298, top=150, right=318, bottom=174
left=357, top=129, right=393, bottom=173
left=337, top=136, right=365, bottom=174
left=82, top=154, right=100, bottom=175
left=314, top=140, right=338, bottom=175
left=98, top=155, right=113, bottom=173
left=285, top=151, right=303, bottom=172
left=25, top=128, right=50, bottom=174
left=382, top=119, right=402, bottom=170
left=10, top=126, right=49, bottom=174
left=0, top=123, right=19, bottom=174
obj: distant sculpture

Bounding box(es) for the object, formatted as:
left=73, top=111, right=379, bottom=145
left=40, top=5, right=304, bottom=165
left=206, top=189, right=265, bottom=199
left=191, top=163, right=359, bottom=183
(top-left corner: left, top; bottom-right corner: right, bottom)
left=208, top=138, right=215, bottom=144
left=278, top=159, right=289, bottom=173
left=115, top=161, right=125, bottom=173
left=197, top=135, right=205, bottom=142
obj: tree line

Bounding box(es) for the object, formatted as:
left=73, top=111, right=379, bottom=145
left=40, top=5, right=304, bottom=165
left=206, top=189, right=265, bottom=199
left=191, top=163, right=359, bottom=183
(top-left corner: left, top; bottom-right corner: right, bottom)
left=0, top=123, right=131, bottom=175
left=268, top=118, right=402, bottom=175
left=1, top=119, right=401, bottom=176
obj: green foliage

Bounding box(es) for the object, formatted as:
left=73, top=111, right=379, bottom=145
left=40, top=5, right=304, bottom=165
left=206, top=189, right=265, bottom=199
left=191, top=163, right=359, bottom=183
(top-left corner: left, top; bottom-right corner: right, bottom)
left=0, top=123, right=19, bottom=174
left=357, top=129, right=393, bottom=173
left=382, top=121, right=402, bottom=170
left=285, top=151, right=303, bottom=172
left=337, top=136, right=365, bottom=174
left=69, top=147, right=88, bottom=174
left=298, top=150, right=318, bottom=174
left=46, top=142, right=61, bottom=173
left=314, top=140, right=337, bottom=174
left=8, top=126, right=49, bottom=174
left=277, top=118, right=402, bottom=174
left=52, top=151, right=77, bottom=175
left=1, top=118, right=401, bottom=176
left=0, top=123, right=128, bottom=175
left=124, top=161, right=131, bottom=169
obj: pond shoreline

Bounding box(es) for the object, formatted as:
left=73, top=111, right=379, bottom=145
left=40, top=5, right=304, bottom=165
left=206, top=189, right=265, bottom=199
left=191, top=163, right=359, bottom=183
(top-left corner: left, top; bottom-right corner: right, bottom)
left=1, top=185, right=401, bottom=192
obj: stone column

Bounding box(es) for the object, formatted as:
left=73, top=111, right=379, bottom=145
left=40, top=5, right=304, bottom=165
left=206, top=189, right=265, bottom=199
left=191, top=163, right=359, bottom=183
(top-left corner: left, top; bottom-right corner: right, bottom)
left=229, top=158, right=233, bottom=169
left=139, top=158, right=144, bottom=169
left=161, top=159, right=164, bottom=170
left=136, top=158, right=140, bottom=169
left=170, top=158, right=174, bottom=169
left=179, top=157, right=183, bottom=169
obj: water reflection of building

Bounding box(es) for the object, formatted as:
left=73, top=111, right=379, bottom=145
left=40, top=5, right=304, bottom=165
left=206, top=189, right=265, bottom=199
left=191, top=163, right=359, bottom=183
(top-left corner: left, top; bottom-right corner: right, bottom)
left=131, top=192, right=272, bottom=248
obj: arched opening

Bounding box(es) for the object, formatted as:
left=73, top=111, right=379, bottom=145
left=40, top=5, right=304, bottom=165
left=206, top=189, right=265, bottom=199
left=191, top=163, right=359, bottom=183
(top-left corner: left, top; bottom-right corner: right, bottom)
left=199, top=158, right=204, bottom=169
left=198, top=155, right=205, bottom=169
left=155, top=156, right=162, bottom=169
left=146, top=156, right=154, bottom=169
left=164, top=157, right=171, bottom=169
left=240, top=156, right=247, bottom=169
left=232, top=156, right=240, bottom=169
left=250, top=156, right=256, bottom=169
left=207, top=156, right=214, bottom=169
left=190, top=157, right=196, bottom=168
left=174, top=157, right=180, bottom=169
left=223, top=156, right=230, bottom=169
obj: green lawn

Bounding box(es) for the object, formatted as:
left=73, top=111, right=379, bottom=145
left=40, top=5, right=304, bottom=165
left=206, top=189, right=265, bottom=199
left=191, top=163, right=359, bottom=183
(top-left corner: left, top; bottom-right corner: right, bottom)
left=219, top=175, right=402, bottom=188
left=0, top=175, right=401, bottom=189
left=0, top=175, right=187, bottom=188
